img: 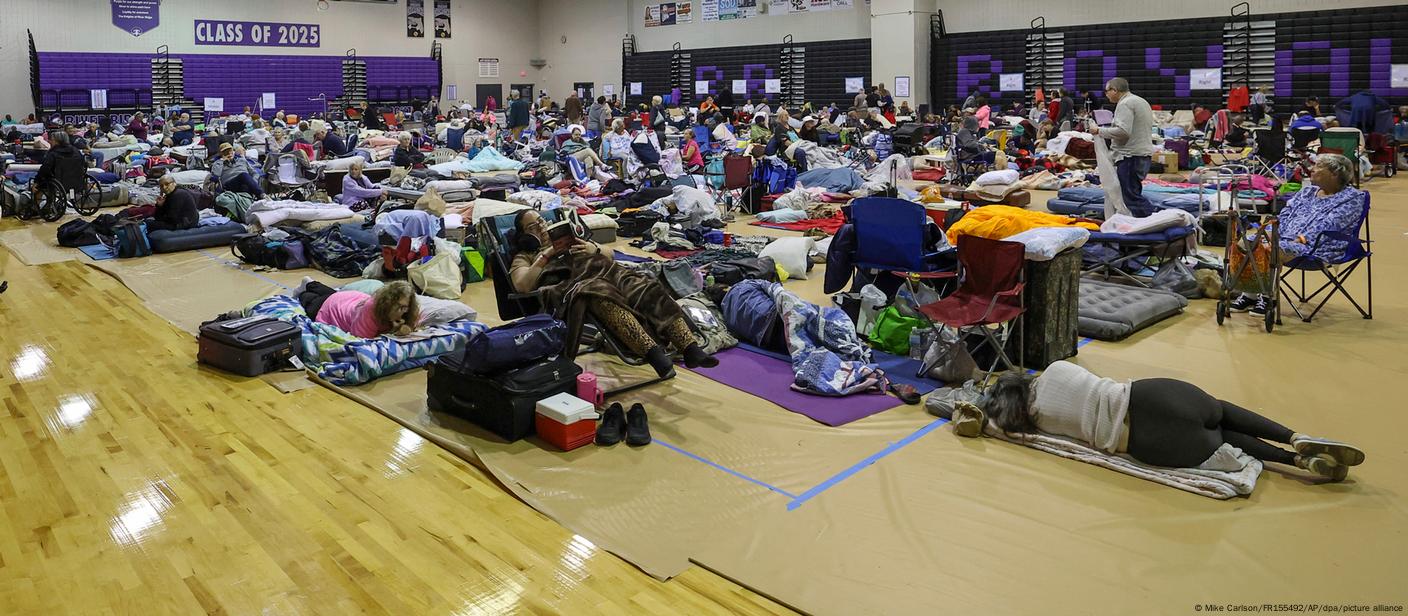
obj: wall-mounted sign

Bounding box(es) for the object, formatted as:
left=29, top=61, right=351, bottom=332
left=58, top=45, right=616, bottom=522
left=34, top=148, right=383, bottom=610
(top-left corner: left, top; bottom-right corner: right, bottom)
left=111, top=0, right=160, bottom=37
left=91, top=90, right=108, bottom=110
left=1190, top=68, right=1221, bottom=90
left=195, top=20, right=320, bottom=48
left=204, top=97, right=224, bottom=113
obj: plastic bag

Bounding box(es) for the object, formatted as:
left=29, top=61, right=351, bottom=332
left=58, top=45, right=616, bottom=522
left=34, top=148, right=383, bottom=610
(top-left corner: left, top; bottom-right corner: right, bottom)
left=924, top=379, right=985, bottom=420
left=407, top=251, right=463, bottom=299
left=868, top=306, right=926, bottom=355
left=1151, top=259, right=1202, bottom=299
left=857, top=284, right=888, bottom=336
left=917, top=327, right=980, bottom=383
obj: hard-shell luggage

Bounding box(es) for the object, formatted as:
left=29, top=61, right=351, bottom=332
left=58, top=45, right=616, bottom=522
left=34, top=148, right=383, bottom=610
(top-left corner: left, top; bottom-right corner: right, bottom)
left=197, top=315, right=301, bottom=376
left=427, top=353, right=582, bottom=442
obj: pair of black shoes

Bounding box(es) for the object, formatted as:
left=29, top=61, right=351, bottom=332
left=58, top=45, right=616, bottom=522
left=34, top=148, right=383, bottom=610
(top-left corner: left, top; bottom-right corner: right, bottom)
left=644, top=343, right=719, bottom=379
left=596, top=403, right=650, bottom=446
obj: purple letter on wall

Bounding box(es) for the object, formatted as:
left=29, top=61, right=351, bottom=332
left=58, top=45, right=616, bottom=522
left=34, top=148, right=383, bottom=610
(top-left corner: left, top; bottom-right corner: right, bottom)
left=1369, top=39, right=1408, bottom=97
left=957, top=55, right=1002, bottom=99
left=1275, top=41, right=1350, bottom=98
left=111, top=0, right=160, bottom=37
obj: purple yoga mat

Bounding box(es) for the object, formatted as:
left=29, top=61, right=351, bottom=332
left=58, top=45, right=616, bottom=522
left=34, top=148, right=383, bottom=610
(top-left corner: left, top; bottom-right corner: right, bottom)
left=689, top=347, right=901, bottom=427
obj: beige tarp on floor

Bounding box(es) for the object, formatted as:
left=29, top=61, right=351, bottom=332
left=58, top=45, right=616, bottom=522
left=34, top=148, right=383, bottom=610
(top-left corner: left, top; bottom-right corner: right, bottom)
left=6, top=198, right=1407, bottom=615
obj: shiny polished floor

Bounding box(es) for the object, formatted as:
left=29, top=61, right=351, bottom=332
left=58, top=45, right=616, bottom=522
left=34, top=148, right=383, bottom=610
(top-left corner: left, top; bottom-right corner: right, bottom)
left=0, top=255, right=792, bottom=613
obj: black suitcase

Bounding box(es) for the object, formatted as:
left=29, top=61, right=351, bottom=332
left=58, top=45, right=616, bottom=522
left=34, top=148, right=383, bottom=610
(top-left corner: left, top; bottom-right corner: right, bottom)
left=197, top=316, right=301, bottom=376
left=426, top=353, right=582, bottom=442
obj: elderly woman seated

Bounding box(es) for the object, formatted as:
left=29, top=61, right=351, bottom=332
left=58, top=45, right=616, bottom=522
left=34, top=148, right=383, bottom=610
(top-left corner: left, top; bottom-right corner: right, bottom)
left=560, top=124, right=607, bottom=169
left=391, top=133, right=425, bottom=168
left=955, top=116, right=995, bottom=164
left=337, top=159, right=388, bottom=211
left=1227, top=153, right=1364, bottom=315
left=508, top=209, right=718, bottom=378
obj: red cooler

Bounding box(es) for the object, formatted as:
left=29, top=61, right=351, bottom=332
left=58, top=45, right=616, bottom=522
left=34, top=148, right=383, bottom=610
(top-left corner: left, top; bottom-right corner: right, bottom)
left=535, top=393, right=598, bottom=451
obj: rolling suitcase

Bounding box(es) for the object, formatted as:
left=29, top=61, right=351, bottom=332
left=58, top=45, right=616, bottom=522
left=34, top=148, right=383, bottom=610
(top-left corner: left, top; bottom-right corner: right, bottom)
left=427, top=352, right=582, bottom=442
left=197, top=316, right=301, bottom=376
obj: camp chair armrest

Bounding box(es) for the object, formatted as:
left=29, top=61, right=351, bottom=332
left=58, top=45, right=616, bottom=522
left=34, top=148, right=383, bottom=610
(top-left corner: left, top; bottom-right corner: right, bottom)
left=995, top=282, right=1026, bottom=297
left=1308, top=230, right=1359, bottom=252
left=888, top=270, right=957, bottom=280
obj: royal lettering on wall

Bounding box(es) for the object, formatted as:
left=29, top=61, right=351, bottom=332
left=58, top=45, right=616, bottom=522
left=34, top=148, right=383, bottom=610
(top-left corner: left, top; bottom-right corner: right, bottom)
left=194, top=20, right=321, bottom=48
left=111, top=0, right=160, bottom=37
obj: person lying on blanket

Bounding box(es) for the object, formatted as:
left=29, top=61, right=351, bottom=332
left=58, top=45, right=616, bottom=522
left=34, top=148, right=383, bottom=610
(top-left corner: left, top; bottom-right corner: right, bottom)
left=508, top=209, right=719, bottom=378
left=954, top=362, right=1365, bottom=482
left=294, top=279, right=418, bottom=338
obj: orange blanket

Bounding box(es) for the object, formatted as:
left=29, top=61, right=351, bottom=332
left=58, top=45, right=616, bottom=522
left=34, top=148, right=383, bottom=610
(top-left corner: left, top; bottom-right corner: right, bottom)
left=946, top=205, right=1099, bottom=245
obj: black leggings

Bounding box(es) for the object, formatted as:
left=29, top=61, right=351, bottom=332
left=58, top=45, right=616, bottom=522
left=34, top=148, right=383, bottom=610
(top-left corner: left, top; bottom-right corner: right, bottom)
left=1127, top=378, right=1296, bottom=468
left=298, top=281, right=337, bottom=321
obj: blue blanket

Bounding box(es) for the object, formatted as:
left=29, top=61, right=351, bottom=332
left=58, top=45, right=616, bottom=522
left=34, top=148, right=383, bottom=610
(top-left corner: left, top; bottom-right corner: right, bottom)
left=245, top=295, right=485, bottom=386
left=797, top=168, right=864, bottom=193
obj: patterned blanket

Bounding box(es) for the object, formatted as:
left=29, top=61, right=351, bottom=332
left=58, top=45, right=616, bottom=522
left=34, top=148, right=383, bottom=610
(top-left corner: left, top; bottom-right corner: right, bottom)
left=244, top=295, right=484, bottom=385
left=766, top=283, right=884, bottom=396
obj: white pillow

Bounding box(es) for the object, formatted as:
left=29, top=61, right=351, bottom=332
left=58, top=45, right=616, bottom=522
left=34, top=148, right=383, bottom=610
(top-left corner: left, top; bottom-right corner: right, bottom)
left=417, top=295, right=477, bottom=326
left=758, top=237, right=816, bottom=280
left=975, top=169, right=1020, bottom=186
left=1003, top=227, right=1089, bottom=261
left=168, top=169, right=210, bottom=186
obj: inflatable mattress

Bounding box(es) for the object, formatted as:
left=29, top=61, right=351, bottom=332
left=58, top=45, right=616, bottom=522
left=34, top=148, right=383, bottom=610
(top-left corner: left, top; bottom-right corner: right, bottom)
left=1078, top=278, right=1188, bottom=340
left=147, top=221, right=248, bottom=254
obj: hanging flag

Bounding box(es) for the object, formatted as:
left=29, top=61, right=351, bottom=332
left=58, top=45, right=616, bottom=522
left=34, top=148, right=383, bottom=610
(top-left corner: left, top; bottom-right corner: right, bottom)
left=406, top=0, right=425, bottom=38
left=434, top=0, right=451, bottom=39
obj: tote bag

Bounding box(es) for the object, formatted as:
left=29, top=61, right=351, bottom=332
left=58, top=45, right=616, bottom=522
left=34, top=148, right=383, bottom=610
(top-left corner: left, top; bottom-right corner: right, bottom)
left=407, top=252, right=464, bottom=299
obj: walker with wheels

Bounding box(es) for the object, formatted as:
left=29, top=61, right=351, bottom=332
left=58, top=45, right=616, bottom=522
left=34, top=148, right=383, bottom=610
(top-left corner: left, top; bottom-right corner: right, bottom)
left=1216, top=211, right=1282, bottom=333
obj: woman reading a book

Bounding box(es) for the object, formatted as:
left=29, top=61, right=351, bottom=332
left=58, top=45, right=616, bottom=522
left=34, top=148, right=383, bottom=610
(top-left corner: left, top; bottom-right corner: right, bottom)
left=508, top=210, right=718, bottom=377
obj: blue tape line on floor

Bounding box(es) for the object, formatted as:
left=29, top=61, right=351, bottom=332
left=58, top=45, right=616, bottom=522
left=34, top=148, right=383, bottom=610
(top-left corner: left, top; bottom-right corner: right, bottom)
left=196, top=249, right=291, bottom=291
left=786, top=418, right=949, bottom=511
left=655, top=439, right=798, bottom=499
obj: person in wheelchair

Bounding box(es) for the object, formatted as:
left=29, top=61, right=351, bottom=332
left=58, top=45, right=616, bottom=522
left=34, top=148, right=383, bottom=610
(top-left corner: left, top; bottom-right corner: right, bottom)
left=32, top=131, right=85, bottom=193
left=955, top=116, right=995, bottom=165
left=508, top=209, right=719, bottom=378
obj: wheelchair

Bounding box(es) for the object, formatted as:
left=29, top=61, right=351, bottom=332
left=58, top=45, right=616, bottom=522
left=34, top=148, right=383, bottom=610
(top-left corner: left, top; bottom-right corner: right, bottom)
left=25, top=155, right=101, bottom=222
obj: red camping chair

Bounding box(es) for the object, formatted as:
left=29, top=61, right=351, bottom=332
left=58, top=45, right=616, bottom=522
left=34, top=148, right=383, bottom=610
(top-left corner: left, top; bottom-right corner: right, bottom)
left=917, top=235, right=1026, bottom=379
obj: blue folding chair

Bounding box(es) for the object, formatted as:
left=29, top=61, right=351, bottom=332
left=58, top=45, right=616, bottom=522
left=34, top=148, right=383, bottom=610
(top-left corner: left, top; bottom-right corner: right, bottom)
left=851, top=197, right=957, bottom=293
left=693, top=125, right=720, bottom=155
left=1278, top=191, right=1372, bottom=322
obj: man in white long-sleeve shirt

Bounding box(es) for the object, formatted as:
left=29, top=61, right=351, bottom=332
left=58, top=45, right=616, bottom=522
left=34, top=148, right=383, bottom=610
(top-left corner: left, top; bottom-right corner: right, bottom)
left=1091, top=77, right=1155, bottom=217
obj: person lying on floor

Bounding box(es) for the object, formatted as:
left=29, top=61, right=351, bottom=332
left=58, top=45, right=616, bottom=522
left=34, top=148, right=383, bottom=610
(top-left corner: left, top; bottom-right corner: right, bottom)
left=1227, top=153, right=1364, bottom=315
left=210, top=142, right=266, bottom=198
left=294, top=278, right=418, bottom=338
left=338, top=159, right=388, bottom=210
left=508, top=209, right=718, bottom=377
left=148, top=175, right=200, bottom=232
left=958, top=362, right=1364, bottom=482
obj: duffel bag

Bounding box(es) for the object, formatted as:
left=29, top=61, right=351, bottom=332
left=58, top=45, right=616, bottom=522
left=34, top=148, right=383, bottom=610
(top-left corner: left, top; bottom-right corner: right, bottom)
left=461, top=313, right=567, bottom=375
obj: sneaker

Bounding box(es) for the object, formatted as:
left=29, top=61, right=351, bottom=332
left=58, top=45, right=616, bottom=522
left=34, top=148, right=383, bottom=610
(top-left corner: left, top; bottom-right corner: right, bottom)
left=1249, top=296, right=1269, bottom=316
left=1227, top=294, right=1257, bottom=312
left=595, top=403, right=626, bottom=446
left=1299, top=454, right=1348, bottom=482
left=1292, top=435, right=1366, bottom=467
left=625, top=403, right=651, bottom=446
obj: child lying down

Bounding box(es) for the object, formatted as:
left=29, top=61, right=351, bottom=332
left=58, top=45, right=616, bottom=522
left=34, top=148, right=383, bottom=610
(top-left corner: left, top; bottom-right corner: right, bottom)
left=288, top=277, right=473, bottom=338
left=947, top=362, right=1365, bottom=484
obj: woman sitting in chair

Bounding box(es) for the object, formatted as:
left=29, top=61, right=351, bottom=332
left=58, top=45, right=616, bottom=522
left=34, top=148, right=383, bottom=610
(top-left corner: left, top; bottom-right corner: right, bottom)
left=508, top=209, right=718, bottom=377
left=560, top=124, right=607, bottom=170
left=955, top=116, right=995, bottom=165
left=961, top=363, right=1365, bottom=482
left=680, top=130, right=705, bottom=174
left=1228, top=153, right=1364, bottom=315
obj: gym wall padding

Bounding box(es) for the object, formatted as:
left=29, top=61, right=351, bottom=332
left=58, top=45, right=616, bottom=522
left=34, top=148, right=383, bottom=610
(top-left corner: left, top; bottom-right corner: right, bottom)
left=38, top=52, right=153, bottom=111
left=932, top=4, right=1408, bottom=114
left=623, top=38, right=870, bottom=110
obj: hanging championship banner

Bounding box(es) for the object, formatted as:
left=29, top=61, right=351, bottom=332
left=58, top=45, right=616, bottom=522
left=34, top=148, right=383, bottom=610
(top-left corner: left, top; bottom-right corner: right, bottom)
left=434, top=0, right=451, bottom=38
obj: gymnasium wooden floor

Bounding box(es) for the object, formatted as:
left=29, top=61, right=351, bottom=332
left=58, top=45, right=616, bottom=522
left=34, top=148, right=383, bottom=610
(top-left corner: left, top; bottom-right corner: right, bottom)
left=1, top=174, right=1403, bottom=614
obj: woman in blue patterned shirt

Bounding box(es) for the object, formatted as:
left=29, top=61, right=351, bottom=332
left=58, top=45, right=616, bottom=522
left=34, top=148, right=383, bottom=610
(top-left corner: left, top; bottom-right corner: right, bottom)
left=1228, top=153, right=1364, bottom=315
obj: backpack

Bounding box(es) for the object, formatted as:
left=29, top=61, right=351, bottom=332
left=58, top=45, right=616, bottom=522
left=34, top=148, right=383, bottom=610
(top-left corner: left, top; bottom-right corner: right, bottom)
left=721, top=280, right=786, bottom=352
left=112, top=220, right=152, bottom=258
left=56, top=218, right=100, bottom=247
left=232, top=233, right=279, bottom=267
left=616, top=210, right=666, bottom=238
left=304, top=225, right=380, bottom=278
left=677, top=295, right=737, bottom=355
left=461, top=314, right=568, bottom=375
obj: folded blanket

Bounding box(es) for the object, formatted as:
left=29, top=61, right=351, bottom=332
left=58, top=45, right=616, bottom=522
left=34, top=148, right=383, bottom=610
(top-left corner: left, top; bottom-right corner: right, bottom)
left=1100, top=209, right=1195, bottom=235
left=986, top=426, right=1263, bottom=499
left=247, top=199, right=357, bottom=228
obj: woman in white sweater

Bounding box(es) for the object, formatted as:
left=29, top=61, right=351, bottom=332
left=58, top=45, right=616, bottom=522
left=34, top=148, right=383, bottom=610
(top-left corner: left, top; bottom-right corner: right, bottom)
left=971, top=362, right=1365, bottom=482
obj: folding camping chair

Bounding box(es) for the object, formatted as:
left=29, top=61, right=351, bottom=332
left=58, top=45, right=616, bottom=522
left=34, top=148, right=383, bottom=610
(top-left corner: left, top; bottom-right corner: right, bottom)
left=1278, top=191, right=1372, bottom=323
left=263, top=153, right=323, bottom=200
left=1319, top=128, right=1364, bottom=186
left=1244, top=126, right=1289, bottom=180
left=915, top=235, right=1026, bottom=380
left=476, top=209, right=678, bottom=396
left=850, top=197, right=957, bottom=295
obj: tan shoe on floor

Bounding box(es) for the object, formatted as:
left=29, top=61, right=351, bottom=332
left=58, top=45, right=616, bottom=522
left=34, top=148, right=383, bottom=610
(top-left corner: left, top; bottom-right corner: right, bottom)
left=951, top=401, right=986, bottom=438
left=1292, top=435, right=1366, bottom=467
left=1298, top=454, right=1348, bottom=482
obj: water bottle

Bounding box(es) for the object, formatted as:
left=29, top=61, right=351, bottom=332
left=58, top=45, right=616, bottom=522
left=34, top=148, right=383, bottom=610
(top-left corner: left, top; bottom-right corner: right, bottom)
left=908, top=331, right=924, bottom=360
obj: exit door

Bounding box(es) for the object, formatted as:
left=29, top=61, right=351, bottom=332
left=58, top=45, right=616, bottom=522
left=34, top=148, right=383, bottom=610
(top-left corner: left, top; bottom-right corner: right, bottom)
left=573, top=82, right=595, bottom=101
left=475, top=84, right=502, bottom=110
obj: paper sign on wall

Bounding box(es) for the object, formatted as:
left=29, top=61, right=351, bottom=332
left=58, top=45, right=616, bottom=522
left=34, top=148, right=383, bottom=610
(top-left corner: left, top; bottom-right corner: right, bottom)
left=844, top=77, right=864, bottom=93
left=695, top=80, right=710, bottom=95
left=732, top=80, right=747, bottom=94
left=447, top=84, right=457, bottom=100
left=764, top=79, right=781, bottom=94
left=894, top=76, right=910, bottom=98
left=261, top=92, right=276, bottom=109
left=90, top=89, right=108, bottom=110
left=630, top=82, right=642, bottom=96
left=603, top=84, right=616, bottom=96
left=999, top=73, right=1023, bottom=92
left=1392, top=65, right=1408, bottom=89
left=204, top=97, right=224, bottom=112
left=1190, top=68, right=1222, bottom=90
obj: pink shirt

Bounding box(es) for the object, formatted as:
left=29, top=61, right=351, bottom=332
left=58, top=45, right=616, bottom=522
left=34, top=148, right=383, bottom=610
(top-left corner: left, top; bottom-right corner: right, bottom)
left=316, top=291, right=382, bottom=338
left=975, top=105, right=991, bottom=129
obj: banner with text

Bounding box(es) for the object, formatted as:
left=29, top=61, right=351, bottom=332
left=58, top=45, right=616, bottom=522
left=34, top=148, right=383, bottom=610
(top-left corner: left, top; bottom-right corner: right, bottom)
left=111, top=0, right=160, bottom=37
left=195, top=20, right=320, bottom=47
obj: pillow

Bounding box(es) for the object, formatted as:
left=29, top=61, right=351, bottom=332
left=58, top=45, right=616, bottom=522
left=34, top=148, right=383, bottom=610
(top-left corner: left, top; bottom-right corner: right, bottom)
left=580, top=213, right=618, bottom=230
left=168, top=169, right=209, bottom=186
left=340, top=279, right=385, bottom=295
left=417, top=295, right=476, bottom=326
left=758, top=237, right=816, bottom=280
left=975, top=169, right=1019, bottom=186
left=1003, top=227, right=1089, bottom=261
